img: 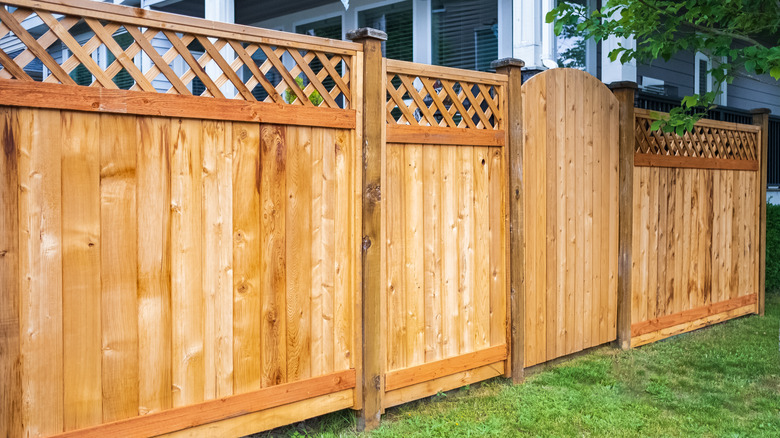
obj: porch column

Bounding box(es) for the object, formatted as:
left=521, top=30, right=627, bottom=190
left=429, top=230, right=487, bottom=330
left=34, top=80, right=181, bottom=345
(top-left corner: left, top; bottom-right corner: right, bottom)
left=205, top=0, right=236, bottom=97
left=601, top=8, right=636, bottom=83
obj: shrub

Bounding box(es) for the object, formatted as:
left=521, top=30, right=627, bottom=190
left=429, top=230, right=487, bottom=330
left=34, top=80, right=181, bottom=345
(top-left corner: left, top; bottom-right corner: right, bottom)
left=284, top=76, right=323, bottom=106
left=765, top=203, right=780, bottom=293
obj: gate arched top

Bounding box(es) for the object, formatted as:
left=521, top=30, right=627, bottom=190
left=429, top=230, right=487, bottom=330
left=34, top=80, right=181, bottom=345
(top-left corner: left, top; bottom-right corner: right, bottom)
left=521, top=67, right=619, bottom=110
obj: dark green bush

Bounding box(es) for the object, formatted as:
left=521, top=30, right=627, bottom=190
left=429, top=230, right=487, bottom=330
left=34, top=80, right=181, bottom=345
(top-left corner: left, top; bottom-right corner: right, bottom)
left=765, top=203, right=780, bottom=293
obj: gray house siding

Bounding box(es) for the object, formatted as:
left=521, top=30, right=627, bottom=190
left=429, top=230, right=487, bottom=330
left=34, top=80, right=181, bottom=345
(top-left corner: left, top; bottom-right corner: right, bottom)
left=637, top=50, right=695, bottom=99
left=728, top=72, right=780, bottom=115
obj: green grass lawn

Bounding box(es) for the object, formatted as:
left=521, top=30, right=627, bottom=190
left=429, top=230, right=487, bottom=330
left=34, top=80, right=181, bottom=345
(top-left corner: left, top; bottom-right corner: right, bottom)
left=258, top=292, right=780, bottom=438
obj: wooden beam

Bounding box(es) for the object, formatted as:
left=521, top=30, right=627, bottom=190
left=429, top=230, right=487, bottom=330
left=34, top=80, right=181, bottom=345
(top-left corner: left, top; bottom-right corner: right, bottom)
left=0, top=79, right=355, bottom=129
left=386, top=125, right=505, bottom=147
left=609, top=81, right=637, bottom=350
left=385, top=345, right=507, bottom=391
left=347, top=27, right=387, bottom=432
left=631, top=294, right=757, bottom=337
left=492, top=58, right=524, bottom=383
left=633, top=154, right=759, bottom=171
left=49, top=370, right=355, bottom=438
left=752, top=108, right=770, bottom=316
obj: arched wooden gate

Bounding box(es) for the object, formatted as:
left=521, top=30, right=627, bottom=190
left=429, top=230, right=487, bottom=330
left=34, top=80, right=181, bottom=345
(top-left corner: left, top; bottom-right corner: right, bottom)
left=522, top=68, right=620, bottom=366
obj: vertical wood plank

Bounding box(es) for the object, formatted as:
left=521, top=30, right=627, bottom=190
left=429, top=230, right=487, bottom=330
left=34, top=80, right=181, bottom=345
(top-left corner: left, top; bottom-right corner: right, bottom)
left=423, top=145, right=443, bottom=362
left=489, top=147, right=505, bottom=348
left=681, top=170, right=692, bottom=311
left=170, top=118, right=204, bottom=407
left=564, top=71, right=576, bottom=355
left=647, top=168, right=659, bottom=320
left=334, top=128, right=352, bottom=372
left=655, top=168, right=669, bottom=316
left=310, top=127, right=324, bottom=379
left=533, top=75, right=547, bottom=365
left=386, top=143, right=405, bottom=370
left=137, top=116, right=172, bottom=415
left=101, top=114, right=140, bottom=422
left=19, top=108, right=64, bottom=437
left=473, top=147, right=491, bottom=351
left=0, top=106, right=22, bottom=438
left=556, top=71, right=568, bottom=354
left=61, top=111, right=102, bottom=430
left=545, top=75, right=559, bottom=361
left=689, top=170, right=700, bottom=310
left=592, top=85, right=604, bottom=345
left=232, top=122, right=262, bottom=393
left=404, top=144, right=425, bottom=366
left=457, top=146, right=474, bottom=355
left=202, top=120, right=234, bottom=398
left=583, top=80, right=593, bottom=349
left=319, top=128, right=336, bottom=376
left=522, top=78, right=538, bottom=365
left=702, top=170, right=713, bottom=306
left=441, top=145, right=459, bottom=359
left=259, top=124, right=287, bottom=386
left=286, top=125, right=313, bottom=381
left=573, top=71, right=585, bottom=353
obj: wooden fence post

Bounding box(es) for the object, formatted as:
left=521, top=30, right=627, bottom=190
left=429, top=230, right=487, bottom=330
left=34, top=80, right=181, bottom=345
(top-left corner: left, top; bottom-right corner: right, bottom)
left=492, top=58, right=525, bottom=383
left=752, top=108, right=770, bottom=316
left=609, top=81, right=637, bottom=350
left=347, top=27, right=387, bottom=431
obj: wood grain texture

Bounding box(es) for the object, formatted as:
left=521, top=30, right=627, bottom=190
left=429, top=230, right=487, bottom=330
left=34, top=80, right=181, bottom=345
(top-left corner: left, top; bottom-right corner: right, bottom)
left=630, top=165, right=760, bottom=345
left=0, top=106, right=22, bottom=438
left=19, top=108, right=64, bottom=437
left=259, top=124, right=287, bottom=386
left=170, top=118, right=204, bottom=407
left=137, top=116, right=172, bottom=415
left=201, top=120, right=234, bottom=399
left=520, top=69, right=620, bottom=366
left=100, top=113, right=140, bottom=422
left=232, top=122, right=262, bottom=393
left=62, top=111, right=102, bottom=430
left=385, top=345, right=506, bottom=391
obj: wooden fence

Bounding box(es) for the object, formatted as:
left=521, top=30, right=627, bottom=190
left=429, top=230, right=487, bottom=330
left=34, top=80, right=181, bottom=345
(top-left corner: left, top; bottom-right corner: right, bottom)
left=0, top=0, right=769, bottom=436
left=629, top=109, right=764, bottom=347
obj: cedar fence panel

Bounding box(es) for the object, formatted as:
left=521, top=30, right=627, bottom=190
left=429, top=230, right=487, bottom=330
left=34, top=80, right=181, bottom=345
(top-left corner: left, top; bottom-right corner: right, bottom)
left=630, top=109, right=761, bottom=347
left=0, top=0, right=361, bottom=436
left=521, top=68, right=620, bottom=367
left=381, top=59, right=510, bottom=409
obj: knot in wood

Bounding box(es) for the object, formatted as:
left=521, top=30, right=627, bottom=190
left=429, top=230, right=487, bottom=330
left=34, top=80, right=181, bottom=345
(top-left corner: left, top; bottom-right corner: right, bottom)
left=366, top=183, right=381, bottom=203
left=362, top=236, right=372, bottom=251
left=373, top=375, right=381, bottom=390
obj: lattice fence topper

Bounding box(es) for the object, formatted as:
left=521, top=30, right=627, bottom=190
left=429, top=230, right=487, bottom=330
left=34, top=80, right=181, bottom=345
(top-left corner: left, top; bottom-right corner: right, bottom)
left=635, top=110, right=759, bottom=161
left=385, top=69, right=503, bottom=130
left=0, top=4, right=353, bottom=108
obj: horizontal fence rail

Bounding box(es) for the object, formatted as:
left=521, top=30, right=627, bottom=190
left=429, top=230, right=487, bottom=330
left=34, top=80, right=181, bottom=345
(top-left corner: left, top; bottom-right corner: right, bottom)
left=0, top=0, right=357, bottom=108
left=634, top=108, right=760, bottom=171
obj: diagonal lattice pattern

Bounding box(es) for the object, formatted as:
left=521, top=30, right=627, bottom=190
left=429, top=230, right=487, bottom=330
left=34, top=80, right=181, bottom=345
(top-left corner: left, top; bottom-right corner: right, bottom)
left=0, top=3, right=354, bottom=109
left=634, top=110, right=759, bottom=161
left=385, top=63, right=504, bottom=130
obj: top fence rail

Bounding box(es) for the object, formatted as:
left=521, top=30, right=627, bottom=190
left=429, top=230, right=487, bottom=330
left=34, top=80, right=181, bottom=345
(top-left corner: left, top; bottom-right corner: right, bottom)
left=0, top=0, right=360, bottom=109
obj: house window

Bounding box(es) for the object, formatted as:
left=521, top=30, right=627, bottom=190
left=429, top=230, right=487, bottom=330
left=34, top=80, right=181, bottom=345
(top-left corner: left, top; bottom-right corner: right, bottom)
left=358, top=0, right=413, bottom=61
left=694, top=51, right=726, bottom=104
left=555, top=0, right=587, bottom=69
left=106, top=32, right=134, bottom=90
left=295, top=16, right=342, bottom=39
left=431, top=0, right=498, bottom=72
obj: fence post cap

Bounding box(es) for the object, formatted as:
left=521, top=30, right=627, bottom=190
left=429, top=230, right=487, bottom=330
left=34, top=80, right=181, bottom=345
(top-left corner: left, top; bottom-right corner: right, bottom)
left=346, top=28, right=387, bottom=41
left=607, top=81, right=638, bottom=90
left=491, top=58, right=525, bottom=69
left=750, top=108, right=772, bottom=115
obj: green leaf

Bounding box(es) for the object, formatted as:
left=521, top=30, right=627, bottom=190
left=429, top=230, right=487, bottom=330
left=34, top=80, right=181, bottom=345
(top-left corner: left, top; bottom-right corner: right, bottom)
left=771, top=66, right=780, bottom=80
left=650, top=120, right=664, bottom=131
left=682, top=95, right=698, bottom=108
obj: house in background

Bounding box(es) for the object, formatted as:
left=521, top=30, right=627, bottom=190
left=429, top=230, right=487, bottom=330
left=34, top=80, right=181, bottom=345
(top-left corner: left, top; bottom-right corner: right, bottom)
left=3, top=0, right=779, bottom=194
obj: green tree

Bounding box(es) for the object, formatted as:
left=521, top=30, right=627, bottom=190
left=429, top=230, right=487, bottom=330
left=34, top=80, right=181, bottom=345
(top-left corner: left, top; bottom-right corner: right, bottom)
left=547, top=0, right=780, bottom=134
